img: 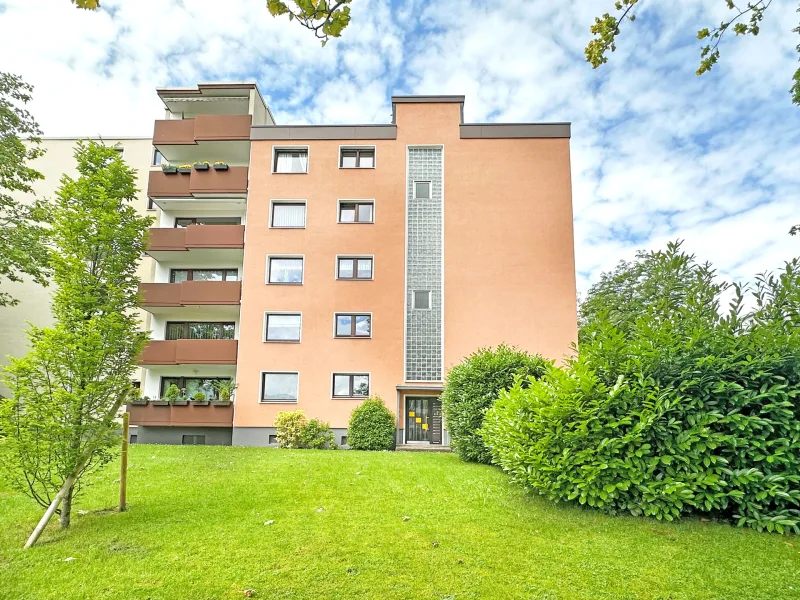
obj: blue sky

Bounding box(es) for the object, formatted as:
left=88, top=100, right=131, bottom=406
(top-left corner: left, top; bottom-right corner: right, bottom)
left=0, top=0, right=798, bottom=294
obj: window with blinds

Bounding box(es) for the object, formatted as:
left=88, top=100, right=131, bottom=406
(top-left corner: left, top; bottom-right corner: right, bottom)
left=271, top=203, right=306, bottom=228
left=273, top=148, right=308, bottom=173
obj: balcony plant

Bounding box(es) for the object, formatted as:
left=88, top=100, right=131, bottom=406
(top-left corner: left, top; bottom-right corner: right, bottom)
left=212, top=378, right=236, bottom=406
left=177, top=164, right=192, bottom=174
left=190, top=390, right=209, bottom=406
left=161, top=163, right=178, bottom=174
left=129, top=390, right=148, bottom=406
left=213, top=161, right=229, bottom=171
left=193, top=160, right=210, bottom=171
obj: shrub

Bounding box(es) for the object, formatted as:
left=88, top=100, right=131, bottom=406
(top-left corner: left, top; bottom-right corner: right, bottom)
left=481, top=243, right=800, bottom=534
left=274, top=410, right=307, bottom=449
left=301, top=418, right=337, bottom=450
left=441, top=345, right=549, bottom=463
left=191, top=391, right=206, bottom=402
left=347, top=398, right=395, bottom=451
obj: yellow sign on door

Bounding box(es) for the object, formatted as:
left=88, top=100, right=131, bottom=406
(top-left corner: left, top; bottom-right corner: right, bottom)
left=409, top=411, right=415, bottom=417
left=415, top=417, right=422, bottom=423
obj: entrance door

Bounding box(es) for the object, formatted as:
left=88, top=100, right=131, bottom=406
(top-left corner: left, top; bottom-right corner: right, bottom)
left=406, top=397, right=430, bottom=442
left=405, top=397, right=443, bottom=444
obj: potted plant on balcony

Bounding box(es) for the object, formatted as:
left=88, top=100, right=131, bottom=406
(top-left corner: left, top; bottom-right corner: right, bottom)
left=129, top=390, right=148, bottom=406
left=190, top=391, right=210, bottom=406
left=213, top=161, right=229, bottom=171
left=177, top=164, right=192, bottom=174
left=151, top=387, right=171, bottom=407
left=193, top=160, right=210, bottom=171
left=212, top=378, right=236, bottom=406
left=161, top=163, right=178, bottom=174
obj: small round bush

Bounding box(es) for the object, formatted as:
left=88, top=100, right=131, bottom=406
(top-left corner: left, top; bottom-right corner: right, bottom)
left=347, top=397, right=395, bottom=451
left=274, top=410, right=307, bottom=449
left=441, top=344, right=549, bottom=464
left=301, top=418, right=337, bottom=450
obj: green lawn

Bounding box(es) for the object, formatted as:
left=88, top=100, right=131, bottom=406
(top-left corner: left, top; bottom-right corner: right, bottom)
left=0, top=446, right=797, bottom=600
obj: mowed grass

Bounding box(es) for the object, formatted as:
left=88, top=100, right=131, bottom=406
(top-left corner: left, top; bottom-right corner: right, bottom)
left=0, top=447, right=798, bottom=600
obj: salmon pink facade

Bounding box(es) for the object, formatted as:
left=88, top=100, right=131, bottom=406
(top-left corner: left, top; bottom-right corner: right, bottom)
left=133, top=83, right=577, bottom=447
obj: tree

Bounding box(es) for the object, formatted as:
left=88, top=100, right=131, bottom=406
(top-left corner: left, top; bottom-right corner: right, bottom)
left=267, top=0, right=352, bottom=45
left=0, top=141, right=151, bottom=545
left=0, top=72, right=51, bottom=307
left=587, top=1, right=800, bottom=106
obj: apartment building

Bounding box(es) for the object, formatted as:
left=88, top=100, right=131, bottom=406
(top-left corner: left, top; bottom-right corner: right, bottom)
left=129, top=83, right=578, bottom=447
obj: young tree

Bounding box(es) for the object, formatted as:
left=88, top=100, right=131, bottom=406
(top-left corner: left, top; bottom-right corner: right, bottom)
left=0, top=72, right=50, bottom=307
left=0, top=141, right=151, bottom=546
left=587, top=1, right=800, bottom=106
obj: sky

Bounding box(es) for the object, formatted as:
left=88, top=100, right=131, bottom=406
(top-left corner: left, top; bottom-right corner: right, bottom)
left=0, top=0, right=798, bottom=295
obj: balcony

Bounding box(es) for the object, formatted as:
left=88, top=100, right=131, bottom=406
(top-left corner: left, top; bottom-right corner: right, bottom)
left=154, top=115, right=252, bottom=145
left=128, top=402, right=233, bottom=428
left=140, top=281, right=241, bottom=317
left=139, top=339, right=238, bottom=366
left=146, top=225, right=245, bottom=262
left=148, top=167, right=249, bottom=203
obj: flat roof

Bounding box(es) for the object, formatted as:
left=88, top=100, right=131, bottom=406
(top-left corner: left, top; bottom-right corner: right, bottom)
left=391, top=95, right=465, bottom=104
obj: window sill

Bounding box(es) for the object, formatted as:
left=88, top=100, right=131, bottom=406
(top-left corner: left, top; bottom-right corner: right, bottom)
left=259, top=399, right=299, bottom=404
left=338, top=166, right=376, bottom=170
left=269, top=226, right=306, bottom=230
left=331, top=396, right=370, bottom=400
left=336, top=278, right=374, bottom=282
left=334, top=336, right=372, bottom=340
left=271, top=171, right=308, bottom=175
left=266, top=282, right=304, bottom=285
left=263, top=339, right=301, bottom=344
left=337, top=221, right=374, bottom=225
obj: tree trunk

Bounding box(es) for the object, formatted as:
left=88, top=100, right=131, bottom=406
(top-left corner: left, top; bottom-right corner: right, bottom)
left=59, top=482, right=74, bottom=529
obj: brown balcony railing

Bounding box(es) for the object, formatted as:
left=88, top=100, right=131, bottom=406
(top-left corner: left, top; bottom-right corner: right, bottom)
left=139, top=339, right=238, bottom=365
left=128, top=403, right=234, bottom=428
left=147, top=167, right=249, bottom=198
left=139, top=281, right=242, bottom=308
left=153, top=115, right=252, bottom=145
left=147, top=225, right=245, bottom=252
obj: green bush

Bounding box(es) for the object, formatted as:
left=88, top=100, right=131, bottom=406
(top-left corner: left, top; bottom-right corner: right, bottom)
left=347, top=398, right=395, bottom=451
left=164, top=384, right=181, bottom=403
left=481, top=243, right=800, bottom=534
left=274, top=410, right=307, bottom=449
left=301, top=418, right=337, bottom=450
left=441, top=345, right=549, bottom=463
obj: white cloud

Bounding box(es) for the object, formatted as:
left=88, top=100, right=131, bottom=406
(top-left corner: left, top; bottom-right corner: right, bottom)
left=0, top=0, right=797, bottom=294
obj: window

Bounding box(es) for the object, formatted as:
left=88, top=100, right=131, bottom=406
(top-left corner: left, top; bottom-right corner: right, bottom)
left=268, top=434, right=278, bottom=444
left=160, top=377, right=226, bottom=400
left=332, top=373, right=369, bottom=398
left=152, top=149, right=163, bottom=166
left=413, top=290, right=431, bottom=310
left=338, top=201, right=374, bottom=224
left=174, top=217, right=241, bottom=227
left=261, top=372, right=299, bottom=402
left=340, top=147, right=375, bottom=168
left=114, top=146, right=124, bottom=155
left=268, top=257, right=304, bottom=284
left=264, top=313, right=302, bottom=342
left=271, top=202, right=306, bottom=228
left=130, top=434, right=138, bottom=444
left=414, top=181, right=431, bottom=199
left=335, top=313, right=371, bottom=338
left=273, top=148, right=308, bottom=173
left=169, top=269, right=239, bottom=283
left=337, top=257, right=373, bottom=280
left=166, top=322, right=235, bottom=340
left=182, top=435, right=206, bottom=445
left=341, top=436, right=347, bottom=445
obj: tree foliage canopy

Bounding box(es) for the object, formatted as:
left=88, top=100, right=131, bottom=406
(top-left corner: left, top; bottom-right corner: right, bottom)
left=587, top=1, right=800, bottom=106
left=482, top=242, right=800, bottom=534
left=266, top=0, right=352, bottom=45
left=0, top=72, right=50, bottom=307
left=0, top=141, right=152, bottom=529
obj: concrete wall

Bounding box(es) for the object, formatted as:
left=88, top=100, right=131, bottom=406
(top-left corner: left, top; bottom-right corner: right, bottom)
left=136, top=426, right=232, bottom=446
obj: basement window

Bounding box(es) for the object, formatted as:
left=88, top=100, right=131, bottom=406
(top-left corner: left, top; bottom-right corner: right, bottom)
left=182, top=435, right=206, bottom=445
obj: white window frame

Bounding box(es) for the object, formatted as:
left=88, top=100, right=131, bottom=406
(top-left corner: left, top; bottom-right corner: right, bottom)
left=259, top=371, right=300, bottom=404
left=413, top=180, right=431, bottom=199
left=337, top=199, right=376, bottom=224
left=338, top=145, right=377, bottom=169
left=412, top=290, right=432, bottom=311
left=266, top=254, right=305, bottom=285
left=332, top=312, right=373, bottom=339
left=330, top=371, right=371, bottom=399
left=271, top=145, right=310, bottom=174
left=335, top=255, right=375, bottom=281
left=263, top=311, right=303, bottom=343
left=269, top=199, right=307, bottom=229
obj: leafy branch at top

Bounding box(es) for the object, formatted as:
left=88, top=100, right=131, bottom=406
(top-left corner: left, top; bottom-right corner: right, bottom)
left=267, top=0, right=352, bottom=46
left=70, top=0, right=100, bottom=9
left=586, top=1, right=799, bottom=105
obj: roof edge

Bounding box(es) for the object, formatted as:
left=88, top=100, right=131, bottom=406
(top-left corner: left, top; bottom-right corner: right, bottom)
left=391, top=95, right=465, bottom=104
